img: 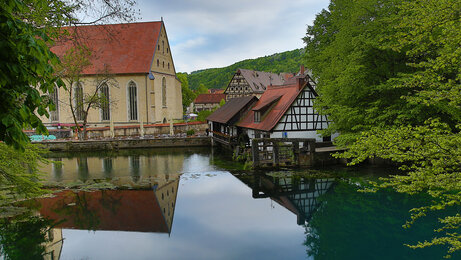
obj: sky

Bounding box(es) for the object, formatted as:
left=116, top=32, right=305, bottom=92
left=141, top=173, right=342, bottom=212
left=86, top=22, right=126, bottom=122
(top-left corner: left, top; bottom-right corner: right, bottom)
left=137, top=0, right=330, bottom=73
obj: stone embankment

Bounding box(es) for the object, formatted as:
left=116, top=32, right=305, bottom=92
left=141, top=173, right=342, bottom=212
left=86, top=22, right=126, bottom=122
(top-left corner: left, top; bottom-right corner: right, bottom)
left=38, top=136, right=211, bottom=152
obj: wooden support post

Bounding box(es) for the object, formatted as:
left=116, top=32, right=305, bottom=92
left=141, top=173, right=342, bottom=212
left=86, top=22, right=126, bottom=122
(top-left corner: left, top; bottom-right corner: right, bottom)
left=273, top=141, right=279, bottom=166
left=293, top=141, right=300, bottom=166
left=308, top=139, right=316, bottom=165
left=252, top=139, right=259, bottom=168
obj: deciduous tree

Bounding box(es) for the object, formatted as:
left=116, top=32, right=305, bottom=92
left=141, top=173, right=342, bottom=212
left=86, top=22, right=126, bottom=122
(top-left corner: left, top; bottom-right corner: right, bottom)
left=304, top=0, right=461, bottom=256
left=177, top=73, right=196, bottom=112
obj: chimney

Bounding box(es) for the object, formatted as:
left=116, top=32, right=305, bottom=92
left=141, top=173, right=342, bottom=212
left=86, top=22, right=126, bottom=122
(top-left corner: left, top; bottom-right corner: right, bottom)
left=297, top=77, right=305, bottom=90
left=300, top=65, right=305, bottom=76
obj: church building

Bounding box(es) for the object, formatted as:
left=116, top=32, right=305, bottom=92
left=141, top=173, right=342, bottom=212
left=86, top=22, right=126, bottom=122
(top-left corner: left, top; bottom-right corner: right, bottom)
left=44, top=21, right=183, bottom=127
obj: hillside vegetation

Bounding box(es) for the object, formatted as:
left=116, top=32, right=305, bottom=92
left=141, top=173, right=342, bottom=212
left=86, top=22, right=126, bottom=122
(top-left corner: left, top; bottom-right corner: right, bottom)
left=185, top=49, right=305, bottom=90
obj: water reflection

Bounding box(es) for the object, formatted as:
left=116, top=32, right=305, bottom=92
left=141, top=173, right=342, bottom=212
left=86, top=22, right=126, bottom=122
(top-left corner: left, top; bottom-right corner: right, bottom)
left=38, top=187, right=178, bottom=234
left=0, top=148, right=454, bottom=259
left=235, top=173, right=334, bottom=225
left=41, top=149, right=185, bottom=188
left=0, top=209, right=62, bottom=260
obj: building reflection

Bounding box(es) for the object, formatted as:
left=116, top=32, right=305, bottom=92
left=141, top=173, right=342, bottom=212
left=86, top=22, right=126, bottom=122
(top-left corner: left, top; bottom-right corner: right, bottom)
left=38, top=183, right=179, bottom=233
left=43, top=228, right=63, bottom=260
left=236, top=173, right=334, bottom=225
left=42, top=150, right=184, bottom=189
left=34, top=151, right=185, bottom=259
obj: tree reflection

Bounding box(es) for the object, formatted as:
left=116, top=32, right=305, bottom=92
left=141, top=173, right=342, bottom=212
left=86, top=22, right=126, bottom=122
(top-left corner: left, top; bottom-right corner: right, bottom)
left=76, top=157, right=89, bottom=182
left=130, top=156, right=140, bottom=183
left=0, top=210, right=57, bottom=260
left=303, top=182, right=455, bottom=259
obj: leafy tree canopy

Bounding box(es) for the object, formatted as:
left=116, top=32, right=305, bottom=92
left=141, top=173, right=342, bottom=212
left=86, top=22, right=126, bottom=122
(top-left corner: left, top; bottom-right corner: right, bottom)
left=0, top=0, right=64, bottom=150
left=304, top=0, right=460, bottom=255
left=177, top=72, right=196, bottom=112
left=197, top=83, right=209, bottom=95
left=0, top=0, right=138, bottom=149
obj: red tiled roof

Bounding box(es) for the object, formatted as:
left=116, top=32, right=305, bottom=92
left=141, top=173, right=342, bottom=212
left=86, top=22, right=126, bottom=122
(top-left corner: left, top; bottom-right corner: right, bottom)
left=38, top=190, right=169, bottom=233
left=194, top=93, right=226, bottom=104
left=238, top=81, right=305, bottom=132
left=51, top=21, right=163, bottom=75
left=252, top=95, right=282, bottom=111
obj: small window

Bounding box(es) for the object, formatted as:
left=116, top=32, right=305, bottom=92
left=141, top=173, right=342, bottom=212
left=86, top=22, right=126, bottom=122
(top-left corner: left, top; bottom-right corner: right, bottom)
left=157, top=59, right=159, bottom=67
left=163, top=61, right=165, bottom=68
left=254, top=111, right=261, bottom=123
left=168, top=63, right=170, bottom=69
left=167, top=47, right=169, bottom=53
left=158, top=45, right=160, bottom=50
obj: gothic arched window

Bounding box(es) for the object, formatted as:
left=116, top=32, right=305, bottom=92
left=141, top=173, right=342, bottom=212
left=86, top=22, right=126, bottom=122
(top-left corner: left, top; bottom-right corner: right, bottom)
left=100, top=83, right=110, bottom=121
left=50, top=86, right=59, bottom=121
left=128, top=81, right=138, bottom=120
left=75, top=83, right=84, bottom=121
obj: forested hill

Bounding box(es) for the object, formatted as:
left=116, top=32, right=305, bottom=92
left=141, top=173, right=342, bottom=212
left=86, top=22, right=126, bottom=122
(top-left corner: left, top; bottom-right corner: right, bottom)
left=185, top=49, right=305, bottom=90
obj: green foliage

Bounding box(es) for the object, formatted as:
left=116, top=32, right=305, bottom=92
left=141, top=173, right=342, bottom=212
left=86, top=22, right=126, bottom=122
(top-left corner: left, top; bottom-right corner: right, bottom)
left=0, top=0, right=64, bottom=150
left=197, top=83, right=209, bottom=94
left=305, top=181, right=455, bottom=259
left=219, top=99, right=226, bottom=107
left=197, top=110, right=213, bottom=122
left=185, top=49, right=306, bottom=90
left=177, top=72, right=196, bottom=112
left=0, top=213, right=54, bottom=259
left=0, top=143, right=49, bottom=205
left=304, top=0, right=461, bottom=255
left=339, top=120, right=461, bottom=256
left=177, top=73, right=195, bottom=111
left=186, top=129, right=195, bottom=136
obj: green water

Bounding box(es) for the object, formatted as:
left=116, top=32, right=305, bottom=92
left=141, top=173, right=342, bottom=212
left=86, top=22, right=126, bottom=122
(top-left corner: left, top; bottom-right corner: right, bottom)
left=0, top=147, right=458, bottom=259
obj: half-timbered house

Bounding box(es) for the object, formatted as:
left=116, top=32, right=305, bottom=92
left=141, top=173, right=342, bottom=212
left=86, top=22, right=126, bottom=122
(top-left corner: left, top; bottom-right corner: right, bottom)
left=238, top=73, right=334, bottom=142
left=224, top=69, right=287, bottom=100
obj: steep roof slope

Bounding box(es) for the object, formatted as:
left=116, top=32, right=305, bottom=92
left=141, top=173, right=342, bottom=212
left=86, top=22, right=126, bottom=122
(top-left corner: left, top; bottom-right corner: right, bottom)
left=238, top=69, right=285, bottom=94
left=51, top=21, right=162, bottom=75
left=207, top=96, right=258, bottom=124
left=238, top=81, right=304, bottom=131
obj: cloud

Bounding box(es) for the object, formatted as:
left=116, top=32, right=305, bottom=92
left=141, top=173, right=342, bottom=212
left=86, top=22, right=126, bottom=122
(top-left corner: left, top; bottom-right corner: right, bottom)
left=138, top=0, right=330, bottom=72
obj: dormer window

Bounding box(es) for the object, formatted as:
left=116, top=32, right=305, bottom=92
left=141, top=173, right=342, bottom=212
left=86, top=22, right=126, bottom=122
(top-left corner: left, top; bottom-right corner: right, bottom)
left=254, top=111, right=261, bottom=123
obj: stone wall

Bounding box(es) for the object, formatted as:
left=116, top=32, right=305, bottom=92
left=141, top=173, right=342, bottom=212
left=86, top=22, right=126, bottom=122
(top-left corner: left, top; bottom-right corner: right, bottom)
left=38, top=136, right=211, bottom=152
